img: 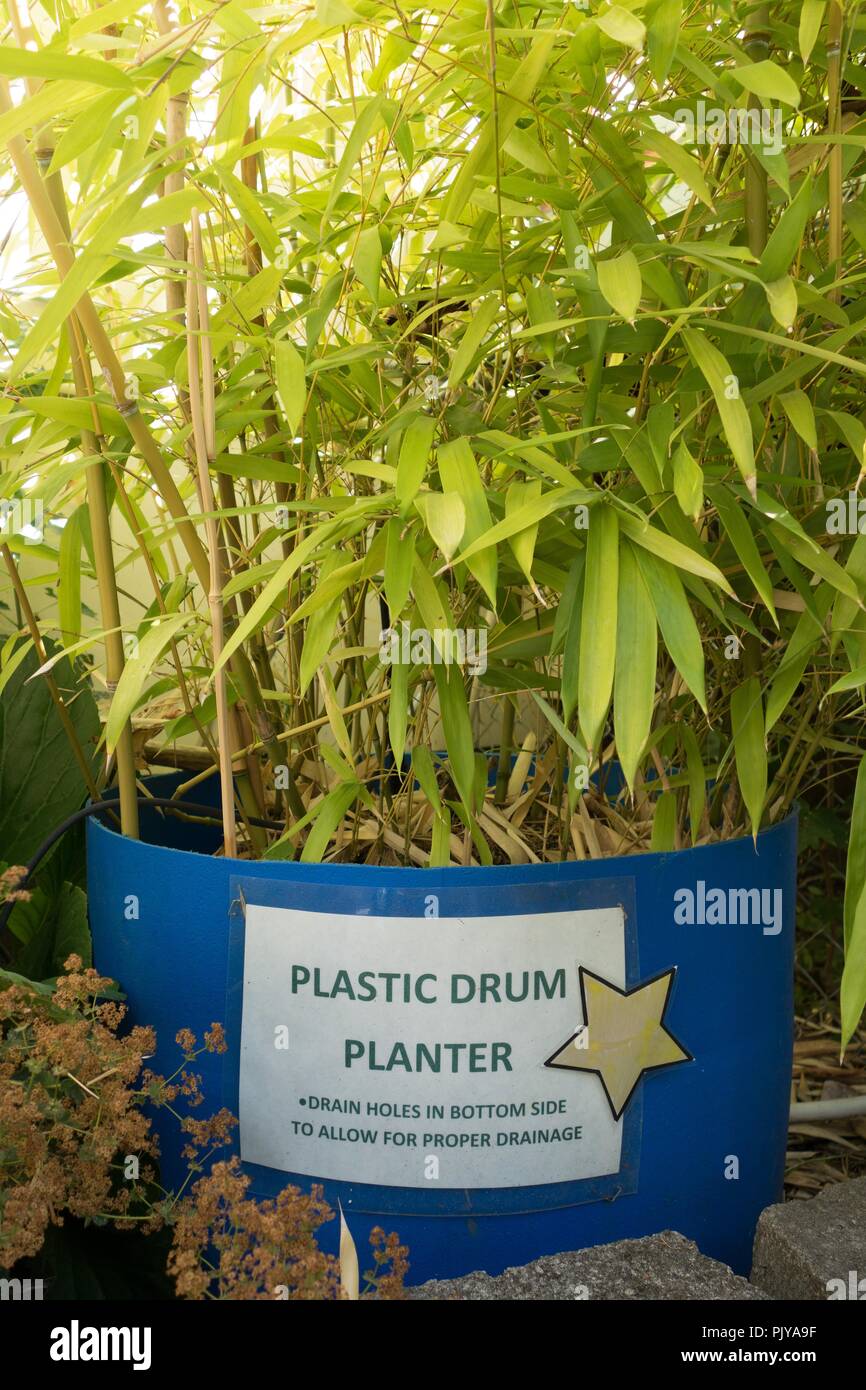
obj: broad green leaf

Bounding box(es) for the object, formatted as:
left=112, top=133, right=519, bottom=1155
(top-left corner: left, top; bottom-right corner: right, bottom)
left=301, top=780, right=361, bottom=862
left=778, top=390, right=817, bottom=451
left=0, top=46, right=131, bottom=89
left=841, top=883, right=866, bottom=1048
left=617, top=509, right=734, bottom=594
left=681, top=724, right=706, bottom=845
left=434, top=662, right=476, bottom=813
left=765, top=275, right=798, bottom=330
left=594, top=5, right=646, bottom=50
left=505, top=479, right=543, bottom=585
left=596, top=251, right=642, bottom=323
left=396, top=414, right=436, bottom=516
left=650, top=791, right=677, bottom=851
left=647, top=0, right=681, bottom=86
left=58, top=507, right=84, bottom=644
left=388, top=660, right=409, bottom=765
left=417, top=491, right=465, bottom=561
left=682, top=328, right=756, bottom=496
left=614, top=540, right=657, bottom=792
left=0, top=642, right=99, bottom=863
left=634, top=546, right=707, bottom=709
left=758, top=176, right=813, bottom=283
left=730, top=677, right=767, bottom=841
left=275, top=340, right=307, bottom=434
left=322, top=95, right=383, bottom=228
left=105, top=614, right=192, bottom=753
left=353, top=225, right=383, bottom=306
left=385, top=517, right=415, bottom=617
left=503, top=126, right=556, bottom=176
left=710, top=485, right=777, bottom=624
left=447, top=297, right=500, bottom=389
left=578, top=504, right=619, bottom=755
left=672, top=441, right=704, bottom=520
left=641, top=126, right=713, bottom=207
left=437, top=437, right=498, bottom=606
left=732, top=60, right=800, bottom=108
left=799, top=0, right=826, bottom=62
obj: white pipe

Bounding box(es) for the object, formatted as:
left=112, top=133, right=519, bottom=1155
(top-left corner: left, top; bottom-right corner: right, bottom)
left=789, top=1096, right=866, bottom=1122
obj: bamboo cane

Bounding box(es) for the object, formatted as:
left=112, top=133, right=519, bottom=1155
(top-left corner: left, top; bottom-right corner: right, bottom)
left=743, top=5, right=770, bottom=257
left=187, top=213, right=237, bottom=858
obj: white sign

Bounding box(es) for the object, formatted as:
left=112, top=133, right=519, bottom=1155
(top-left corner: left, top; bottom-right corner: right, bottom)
left=239, top=904, right=626, bottom=1189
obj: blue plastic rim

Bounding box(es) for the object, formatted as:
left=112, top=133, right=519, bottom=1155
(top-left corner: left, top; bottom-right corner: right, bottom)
left=86, top=771, right=797, bottom=1284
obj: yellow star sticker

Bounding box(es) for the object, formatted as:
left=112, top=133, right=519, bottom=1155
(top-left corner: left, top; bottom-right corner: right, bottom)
left=544, top=967, right=691, bottom=1120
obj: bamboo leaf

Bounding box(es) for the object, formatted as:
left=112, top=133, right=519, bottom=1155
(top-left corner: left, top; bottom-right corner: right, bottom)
left=614, top=539, right=657, bottom=792
left=730, top=677, right=767, bottom=841
left=732, top=60, right=800, bottom=108
left=447, top=297, right=500, bottom=389
left=396, top=415, right=436, bottom=516
left=596, top=251, right=642, bottom=323
left=417, top=491, right=465, bottom=562
left=682, top=328, right=756, bottom=497
left=105, top=615, right=192, bottom=754
left=275, top=340, right=307, bottom=434
left=578, top=504, right=618, bottom=755
left=634, top=546, right=707, bottom=710
left=799, top=0, right=826, bottom=62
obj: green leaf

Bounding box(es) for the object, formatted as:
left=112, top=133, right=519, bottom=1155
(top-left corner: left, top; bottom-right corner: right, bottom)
left=594, top=5, right=646, bottom=50
left=764, top=275, right=798, bottom=330
left=353, top=225, right=383, bottom=306
left=710, top=485, right=777, bottom=624
left=730, top=677, right=767, bottom=841
left=579, top=504, right=619, bottom=755
left=647, top=0, right=682, bottom=86
left=323, top=95, right=384, bottom=228
left=731, top=60, right=800, bottom=108
left=650, top=791, right=677, bottom=852
left=0, top=45, right=132, bottom=89
left=58, top=507, right=84, bottom=644
left=758, top=176, right=814, bottom=284
left=385, top=517, right=415, bottom=617
left=433, top=662, right=476, bottom=814
left=505, top=479, right=543, bottom=585
left=799, top=0, right=826, bottom=63
left=0, top=642, right=99, bottom=863
left=614, top=539, right=657, bottom=792
left=396, top=414, right=436, bottom=516
left=844, top=755, right=866, bottom=954
left=387, top=660, right=409, bottom=765
left=682, top=328, right=756, bottom=496
left=274, top=340, right=306, bottom=435
left=778, top=390, right=817, bottom=451
left=596, top=251, right=642, bottom=323
left=300, top=780, right=361, bottom=863
left=11, top=881, right=90, bottom=980
left=641, top=126, right=713, bottom=207
left=634, top=546, right=707, bottom=710
left=437, top=437, right=498, bottom=607
left=841, top=883, right=866, bottom=1048
left=416, top=491, right=465, bottom=563
left=672, top=441, right=704, bottom=520
left=105, top=615, right=192, bottom=753
left=447, top=297, right=500, bottom=389
left=681, top=724, right=706, bottom=845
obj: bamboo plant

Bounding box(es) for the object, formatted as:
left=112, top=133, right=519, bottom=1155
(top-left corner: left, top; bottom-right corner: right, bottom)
left=2, top=0, right=866, bottom=1042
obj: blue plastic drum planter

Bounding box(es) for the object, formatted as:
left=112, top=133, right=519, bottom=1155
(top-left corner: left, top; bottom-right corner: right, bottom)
left=87, top=771, right=797, bottom=1286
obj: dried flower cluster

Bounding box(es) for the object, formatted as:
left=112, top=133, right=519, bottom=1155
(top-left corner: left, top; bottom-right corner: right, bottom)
left=0, top=953, right=406, bottom=1299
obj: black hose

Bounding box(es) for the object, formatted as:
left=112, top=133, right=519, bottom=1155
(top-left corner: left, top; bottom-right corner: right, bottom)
left=0, top=795, right=282, bottom=943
